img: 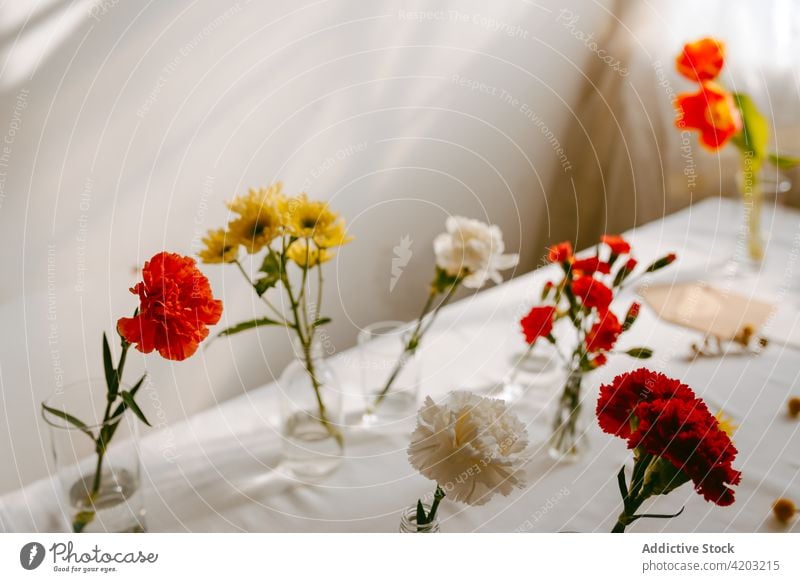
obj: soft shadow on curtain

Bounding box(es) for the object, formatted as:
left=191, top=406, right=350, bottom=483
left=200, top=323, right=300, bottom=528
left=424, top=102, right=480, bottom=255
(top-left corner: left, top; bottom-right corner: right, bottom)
left=542, top=0, right=800, bottom=251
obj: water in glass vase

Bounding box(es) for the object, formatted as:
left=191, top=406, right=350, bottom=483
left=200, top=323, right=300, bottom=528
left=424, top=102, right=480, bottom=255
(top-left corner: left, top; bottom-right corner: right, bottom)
left=44, top=379, right=147, bottom=533
left=68, top=468, right=145, bottom=533
left=548, top=368, right=587, bottom=462
left=279, top=345, right=344, bottom=480
left=358, top=321, right=420, bottom=427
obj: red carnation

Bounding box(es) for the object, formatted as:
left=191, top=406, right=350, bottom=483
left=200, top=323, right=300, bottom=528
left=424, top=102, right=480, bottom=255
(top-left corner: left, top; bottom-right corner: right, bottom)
left=601, top=234, right=631, bottom=255
left=586, top=311, right=622, bottom=352
left=597, top=368, right=740, bottom=507
left=632, top=398, right=741, bottom=505
left=548, top=241, right=573, bottom=263
left=625, top=257, right=638, bottom=271
left=572, top=256, right=611, bottom=276
left=572, top=276, right=613, bottom=312
left=520, top=306, right=556, bottom=344
left=596, top=368, right=698, bottom=439
left=117, top=252, right=223, bottom=361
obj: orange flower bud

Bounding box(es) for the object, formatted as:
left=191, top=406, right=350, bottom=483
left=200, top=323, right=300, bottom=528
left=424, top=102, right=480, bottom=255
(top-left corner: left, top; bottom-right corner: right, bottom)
left=676, top=37, right=725, bottom=82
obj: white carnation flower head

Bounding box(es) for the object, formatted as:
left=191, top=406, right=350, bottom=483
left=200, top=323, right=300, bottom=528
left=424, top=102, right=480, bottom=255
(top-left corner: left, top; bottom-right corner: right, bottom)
left=433, top=216, right=519, bottom=289
left=408, top=391, right=529, bottom=506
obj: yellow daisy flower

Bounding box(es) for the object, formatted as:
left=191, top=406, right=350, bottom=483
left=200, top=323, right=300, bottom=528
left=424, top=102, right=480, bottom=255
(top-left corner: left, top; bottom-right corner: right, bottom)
left=281, top=194, right=353, bottom=248
left=226, top=186, right=285, bottom=253
left=198, top=228, right=239, bottom=264
left=286, top=239, right=333, bottom=267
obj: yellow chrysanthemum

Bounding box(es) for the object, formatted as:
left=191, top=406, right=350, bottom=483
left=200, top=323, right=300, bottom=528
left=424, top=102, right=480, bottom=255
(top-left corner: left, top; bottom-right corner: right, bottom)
left=715, top=411, right=737, bottom=436
left=286, top=239, right=333, bottom=268
left=280, top=193, right=353, bottom=248
left=226, top=185, right=285, bottom=253
left=198, top=228, right=239, bottom=264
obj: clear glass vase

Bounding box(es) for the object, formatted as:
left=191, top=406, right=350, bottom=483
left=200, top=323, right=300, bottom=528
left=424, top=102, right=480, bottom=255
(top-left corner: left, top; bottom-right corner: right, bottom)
left=547, top=368, right=587, bottom=463
left=398, top=503, right=440, bottom=533
left=43, top=379, right=146, bottom=533
left=358, top=321, right=420, bottom=426
left=279, top=340, right=344, bottom=479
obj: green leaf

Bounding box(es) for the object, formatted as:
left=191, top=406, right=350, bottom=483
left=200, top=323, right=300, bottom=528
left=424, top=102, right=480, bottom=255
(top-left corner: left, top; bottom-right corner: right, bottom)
left=120, top=391, right=151, bottom=427
left=217, top=317, right=284, bottom=338
left=731, top=93, right=769, bottom=163
left=768, top=153, right=800, bottom=169
left=416, top=499, right=428, bottom=525
left=102, top=333, right=118, bottom=399
left=42, top=404, right=95, bottom=440
left=313, top=317, right=332, bottom=328
left=626, top=348, right=653, bottom=359
left=254, top=252, right=283, bottom=295
left=617, top=466, right=628, bottom=500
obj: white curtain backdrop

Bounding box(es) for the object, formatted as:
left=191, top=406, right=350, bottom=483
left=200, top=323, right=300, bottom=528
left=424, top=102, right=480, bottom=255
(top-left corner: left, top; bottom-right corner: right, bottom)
left=0, top=0, right=619, bottom=493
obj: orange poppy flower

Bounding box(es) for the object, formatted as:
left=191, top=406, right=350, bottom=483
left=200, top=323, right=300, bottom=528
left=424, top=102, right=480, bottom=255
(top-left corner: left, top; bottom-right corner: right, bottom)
left=676, top=37, right=725, bottom=82
left=675, top=82, right=742, bottom=150
left=118, top=252, right=223, bottom=361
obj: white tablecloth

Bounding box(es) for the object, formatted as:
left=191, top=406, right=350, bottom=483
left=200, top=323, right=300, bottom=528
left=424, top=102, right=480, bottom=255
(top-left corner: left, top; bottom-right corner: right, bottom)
left=2, top=198, right=799, bottom=533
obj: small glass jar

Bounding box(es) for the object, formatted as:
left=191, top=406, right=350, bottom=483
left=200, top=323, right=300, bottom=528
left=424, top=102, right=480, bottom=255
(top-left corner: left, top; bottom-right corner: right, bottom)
left=279, top=340, right=344, bottom=479
left=398, top=504, right=440, bottom=533
left=358, top=321, right=421, bottom=426
left=43, top=378, right=146, bottom=533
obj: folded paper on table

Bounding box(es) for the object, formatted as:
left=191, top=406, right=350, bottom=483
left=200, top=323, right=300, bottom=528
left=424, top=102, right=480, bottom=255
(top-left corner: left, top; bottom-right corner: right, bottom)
left=639, top=283, right=775, bottom=340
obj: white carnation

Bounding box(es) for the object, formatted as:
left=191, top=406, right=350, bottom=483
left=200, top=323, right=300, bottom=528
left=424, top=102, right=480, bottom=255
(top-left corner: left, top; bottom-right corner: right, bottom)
left=408, top=392, right=528, bottom=506
left=433, top=216, right=519, bottom=289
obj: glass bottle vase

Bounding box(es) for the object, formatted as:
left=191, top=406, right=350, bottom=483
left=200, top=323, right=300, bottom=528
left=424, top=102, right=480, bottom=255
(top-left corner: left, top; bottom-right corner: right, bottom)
left=398, top=503, right=440, bottom=533
left=43, top=378, right=146, bottom=533
left=279, top=340, right=344, bottom=479
left=358, top=320, right=420, bottom=427
left=547, top=368, right=587, bottom=463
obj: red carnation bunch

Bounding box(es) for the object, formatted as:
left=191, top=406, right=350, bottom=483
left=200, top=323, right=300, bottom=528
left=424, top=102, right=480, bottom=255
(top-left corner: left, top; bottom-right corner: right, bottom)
left=518, top=234, right=674, bottom=371
left=598, top=368, right=741, bottom=532
left=514, top=235, right=676, bottom=461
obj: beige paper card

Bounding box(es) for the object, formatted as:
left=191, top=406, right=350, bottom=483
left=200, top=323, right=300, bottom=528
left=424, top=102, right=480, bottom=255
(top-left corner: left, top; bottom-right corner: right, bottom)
left=639, top=282, right=775, bottom=340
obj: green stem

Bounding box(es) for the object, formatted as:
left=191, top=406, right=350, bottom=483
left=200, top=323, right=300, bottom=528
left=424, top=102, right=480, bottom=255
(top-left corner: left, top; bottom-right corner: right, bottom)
left=427, top=485, right=446, bottom=523
left=234, top=259, right=290, bottom=326
left=78, top=339, right=131, bottom=532
left=283, top=262, right=342, bottom=446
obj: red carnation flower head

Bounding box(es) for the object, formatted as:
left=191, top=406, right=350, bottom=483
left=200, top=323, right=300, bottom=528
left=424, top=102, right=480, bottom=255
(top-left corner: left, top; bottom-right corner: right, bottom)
left=676, top=37, right=725, bottom=83
left=625, top=257, right=638, bottom=271
left=597, top=368, right=697, bottom=439
left=586, top=311, right=622, bottom=352
left=597, top=368, right=741, bottom=506
left=548, top=241, right=573, bottom=264
left=572, top=276, right=613, bottom=312
left=572, top=256, right=611, bottom=276
left=117, top=252, right=223, bottom=361
left=520, top=305, right=556, bottom=344
left=632, top=398, right=741, bottom=505
left=601, top=234, right=631, bottom=255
